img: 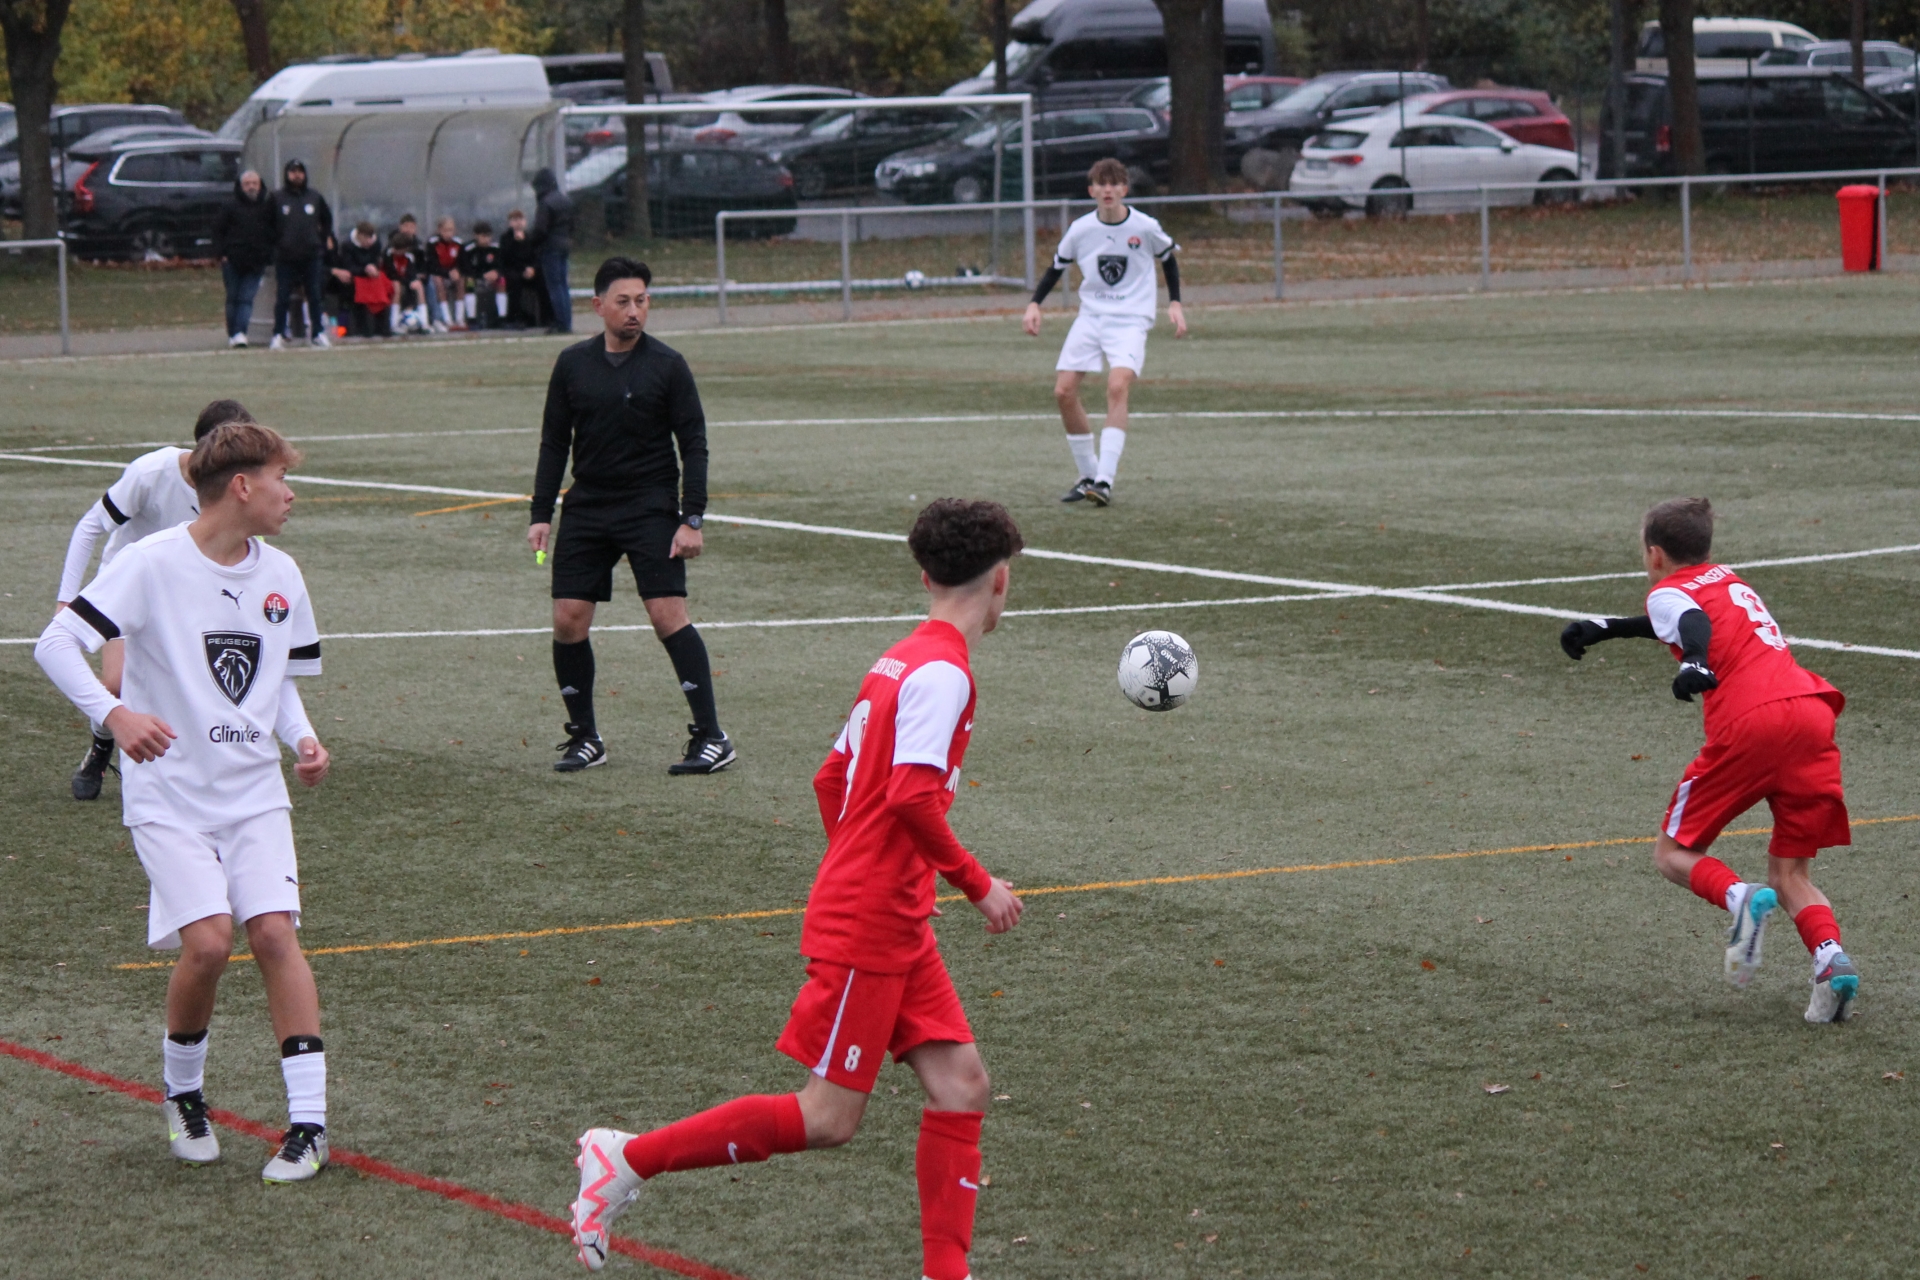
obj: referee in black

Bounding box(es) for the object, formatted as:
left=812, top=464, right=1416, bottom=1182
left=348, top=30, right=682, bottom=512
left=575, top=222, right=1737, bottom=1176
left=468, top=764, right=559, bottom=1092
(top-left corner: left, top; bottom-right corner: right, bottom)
left=528, top=256, right=735, bottom=775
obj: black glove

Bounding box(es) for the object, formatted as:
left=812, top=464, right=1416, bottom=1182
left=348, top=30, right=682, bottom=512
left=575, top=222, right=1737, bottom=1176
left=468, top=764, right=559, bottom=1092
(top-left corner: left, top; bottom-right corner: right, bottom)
left=1560, top=618, right=1611, bottom=661
left=1672, top=661, right=1719, bottom=702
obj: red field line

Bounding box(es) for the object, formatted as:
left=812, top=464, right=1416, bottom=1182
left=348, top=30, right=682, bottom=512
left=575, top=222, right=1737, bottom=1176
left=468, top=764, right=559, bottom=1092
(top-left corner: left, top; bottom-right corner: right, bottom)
left=0, top=1037, right=748, bottom=1280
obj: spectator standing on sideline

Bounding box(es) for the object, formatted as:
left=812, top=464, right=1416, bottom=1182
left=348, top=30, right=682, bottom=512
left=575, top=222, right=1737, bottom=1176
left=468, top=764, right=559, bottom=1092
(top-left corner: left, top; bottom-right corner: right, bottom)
left=531, top=168, right=575, bottom=334
left=271, top=160, right=333, bottom=350
left=212, top=169, right=275, bottom=349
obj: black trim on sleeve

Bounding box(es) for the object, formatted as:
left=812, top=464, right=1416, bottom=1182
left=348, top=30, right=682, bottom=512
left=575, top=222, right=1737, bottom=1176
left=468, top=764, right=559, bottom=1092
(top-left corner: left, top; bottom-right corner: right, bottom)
left=69, top=595, right=120, bottom=640
left=100, top=492, right=129, bottom=525
left=1161, top=255, right=1181, bottom=303
left=288, top=641, right=322, bottom=662
left=1031, top=265, right=1065, bottom=305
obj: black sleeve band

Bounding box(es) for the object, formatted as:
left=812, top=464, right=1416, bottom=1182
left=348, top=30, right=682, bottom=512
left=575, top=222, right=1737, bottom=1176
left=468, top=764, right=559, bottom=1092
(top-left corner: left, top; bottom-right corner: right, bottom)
left=101, top=492, right=129, bottom=525
left=69, top=596, right=120, bottom=640
left=1676, top=609, right=1712, bottom=664
left=1601, top=615, right=1657, bottom=641
left=288, top=642, right=322, bottom=661
left=1161, top=255, right=1180, bottom=302
left=1031, top=265, right=1064, bottom=305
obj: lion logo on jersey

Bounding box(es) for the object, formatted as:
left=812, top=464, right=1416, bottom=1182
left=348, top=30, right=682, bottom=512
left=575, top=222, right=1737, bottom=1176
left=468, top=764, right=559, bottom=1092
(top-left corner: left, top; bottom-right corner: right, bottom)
left=1096, top=254, right=1129, bottom=286
left=263, top=592, right=289, bottom=625
left=203, top=633, right=262, bottom=705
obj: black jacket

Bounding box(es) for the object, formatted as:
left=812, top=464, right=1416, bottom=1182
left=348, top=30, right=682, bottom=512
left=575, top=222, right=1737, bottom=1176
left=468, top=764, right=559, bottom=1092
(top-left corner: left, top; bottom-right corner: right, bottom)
left=499, top=226, right=539, bottom=277
left=460, top=240, right=501, bottom=280
left=274, top=161, right=333, bottom=262
left=531, top=168, right=574, bottom=254
left=212, top=181, right=276, bottom=273
left=532, top=333, right=708, bottom=524
left=334, top=235, right=382, bottom=280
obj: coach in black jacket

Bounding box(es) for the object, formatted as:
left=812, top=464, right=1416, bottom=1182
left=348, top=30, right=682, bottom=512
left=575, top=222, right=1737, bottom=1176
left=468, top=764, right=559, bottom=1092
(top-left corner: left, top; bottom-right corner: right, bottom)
left=212, top=169, right=275, bottom=346
left=271, top=159, right=334, bottom=348
left=527, top=255, right=734, bottom=778
left=531, top=168, right=575, bottom=334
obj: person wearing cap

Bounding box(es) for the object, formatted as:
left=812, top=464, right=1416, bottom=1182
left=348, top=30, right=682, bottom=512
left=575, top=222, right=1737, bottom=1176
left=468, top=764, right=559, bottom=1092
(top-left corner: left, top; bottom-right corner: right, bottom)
left=270, top=160, right=334, bottom=350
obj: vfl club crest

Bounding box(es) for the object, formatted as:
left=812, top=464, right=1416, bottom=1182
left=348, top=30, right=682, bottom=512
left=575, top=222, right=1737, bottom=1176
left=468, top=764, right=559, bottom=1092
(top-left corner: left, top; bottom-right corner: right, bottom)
left=263, top=592, right=290, bottom=625
left=1096, top=254, right=1129, bottom=286
left=1127, top=235, right=1141, bottom=248
left=203, top=633, right=262, bottom=705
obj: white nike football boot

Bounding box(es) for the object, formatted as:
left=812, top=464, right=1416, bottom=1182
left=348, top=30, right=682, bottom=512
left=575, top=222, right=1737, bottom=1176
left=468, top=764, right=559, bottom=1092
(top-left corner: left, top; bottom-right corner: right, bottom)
left=1724, top=884, right=1778, bottom=989
left=572, top=1128, right=643, bottom=1271
left=1806, top=951, right=1860, bottom=1023
left=261, top=1123, right=328, bottom=1183
left=162, top=1092, right=220, bottom=1164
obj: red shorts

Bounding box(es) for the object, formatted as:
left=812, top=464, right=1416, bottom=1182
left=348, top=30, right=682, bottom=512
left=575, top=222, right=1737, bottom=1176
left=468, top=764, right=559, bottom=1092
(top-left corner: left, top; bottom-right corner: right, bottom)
left=1663, top=694, right=1850, bottom=858
left=774, top=949, right=972, bottom=1093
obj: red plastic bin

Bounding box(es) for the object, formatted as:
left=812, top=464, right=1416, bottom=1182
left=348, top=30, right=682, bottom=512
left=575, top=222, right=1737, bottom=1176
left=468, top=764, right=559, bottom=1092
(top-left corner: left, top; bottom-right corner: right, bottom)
left=1837, top=184, right=1880, bottom=272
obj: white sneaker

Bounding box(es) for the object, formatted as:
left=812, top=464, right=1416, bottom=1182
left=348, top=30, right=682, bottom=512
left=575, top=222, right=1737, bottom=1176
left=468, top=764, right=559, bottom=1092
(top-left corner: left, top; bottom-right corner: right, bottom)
left=268, top=334, right=287, bottom=350
left=162, top=1091, right=220, bottom=1164
left=572, top=1127, right=642, bottom=1271
left=1806, top=951, right=1860, bottom=1023
left=1723, top=884, right=1778, bottom=989
left=226, top=333, right=245, bottom=348
left=261, top=1123, right=328, bottom=1183
left=430, top=320, right=449, bottom=334
left=310, top=330, right=331, bottom=349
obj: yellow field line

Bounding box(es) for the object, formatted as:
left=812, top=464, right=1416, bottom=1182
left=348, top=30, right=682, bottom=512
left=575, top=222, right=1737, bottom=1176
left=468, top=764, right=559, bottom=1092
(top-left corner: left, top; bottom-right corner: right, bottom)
left=412, top=496, right=530, bottom=516
left=111, top=814, right=1920, bottom=971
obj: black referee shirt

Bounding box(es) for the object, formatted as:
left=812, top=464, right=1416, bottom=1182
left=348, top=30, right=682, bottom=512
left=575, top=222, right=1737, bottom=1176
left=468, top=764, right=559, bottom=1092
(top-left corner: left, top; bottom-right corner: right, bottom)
left=531, top=332, right=708, bottom=523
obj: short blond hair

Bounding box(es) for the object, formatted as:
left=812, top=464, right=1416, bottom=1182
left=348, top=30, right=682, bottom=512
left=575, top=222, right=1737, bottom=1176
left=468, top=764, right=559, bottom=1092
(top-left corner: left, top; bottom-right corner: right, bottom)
left=188, top=421, right=302, bottom=504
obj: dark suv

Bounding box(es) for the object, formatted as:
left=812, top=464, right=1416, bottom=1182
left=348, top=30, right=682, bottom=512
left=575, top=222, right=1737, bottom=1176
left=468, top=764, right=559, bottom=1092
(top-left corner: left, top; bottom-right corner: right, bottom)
left=0, top=103, right=186, bottom=217
left=61, top=137, right=244, bottom=260
left=1612, top=68, right=1914, bottom=177
left=1230, top=70, right=1449, bottom=155
left=876, top=106, right=1169, bottom=203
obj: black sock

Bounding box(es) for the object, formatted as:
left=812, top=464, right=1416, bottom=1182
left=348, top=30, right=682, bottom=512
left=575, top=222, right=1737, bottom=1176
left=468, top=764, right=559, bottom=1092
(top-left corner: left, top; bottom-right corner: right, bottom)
left=660, top=624, right=719, bottom=737
left=281, top=1035, right=323, bottom=1057
left=553, top=638, right=596, bottom=734
left=167, top=1028, right=208, bottom=1046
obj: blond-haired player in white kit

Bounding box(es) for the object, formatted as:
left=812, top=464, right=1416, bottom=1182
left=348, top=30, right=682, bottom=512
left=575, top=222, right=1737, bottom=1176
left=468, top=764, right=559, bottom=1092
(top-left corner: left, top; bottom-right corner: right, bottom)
left=55, top=399, right=255, bottom=800
left=1023, top=156, right=1187, bottom=507
left=36, top=421, right=335, bottom=1184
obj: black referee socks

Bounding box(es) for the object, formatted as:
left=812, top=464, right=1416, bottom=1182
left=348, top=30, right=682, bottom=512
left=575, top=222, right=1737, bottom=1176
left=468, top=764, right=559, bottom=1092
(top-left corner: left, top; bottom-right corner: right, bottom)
left=553, top=638, right=596, bottom=734
left=660, top=624, right=721, bottom=737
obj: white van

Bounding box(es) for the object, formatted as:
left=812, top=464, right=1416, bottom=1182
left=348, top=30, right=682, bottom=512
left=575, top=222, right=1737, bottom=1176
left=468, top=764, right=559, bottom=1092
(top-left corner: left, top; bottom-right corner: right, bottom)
left=217, top=50, right=550, bottom=139
left=1636, top=18, right=1818, bottom=73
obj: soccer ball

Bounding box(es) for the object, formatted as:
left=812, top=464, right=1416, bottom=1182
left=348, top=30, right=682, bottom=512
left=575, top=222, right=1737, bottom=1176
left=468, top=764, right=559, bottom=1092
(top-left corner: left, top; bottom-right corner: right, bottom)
left=1117, top=630, right=1198, bottom=711
left=904, top=269, right=927, bottom=290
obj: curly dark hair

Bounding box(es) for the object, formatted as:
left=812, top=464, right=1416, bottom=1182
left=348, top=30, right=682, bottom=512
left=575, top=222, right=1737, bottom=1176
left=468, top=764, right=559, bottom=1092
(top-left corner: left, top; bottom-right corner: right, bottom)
left=908, top=499, right=1024, bottom=587
left=1642, top=496, right=1714, bottom=565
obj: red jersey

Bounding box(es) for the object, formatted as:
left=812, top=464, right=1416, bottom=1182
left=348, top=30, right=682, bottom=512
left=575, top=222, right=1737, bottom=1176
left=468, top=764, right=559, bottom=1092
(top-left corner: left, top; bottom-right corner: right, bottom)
left=425, top=234, right=462, bottom=277
left=1647, top=564, right=1842, bottom=739
left=805, top=620, right=993, bottom=973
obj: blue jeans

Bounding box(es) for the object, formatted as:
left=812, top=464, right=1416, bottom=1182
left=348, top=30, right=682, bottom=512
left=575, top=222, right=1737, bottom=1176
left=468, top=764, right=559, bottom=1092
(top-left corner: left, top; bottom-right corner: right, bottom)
left=273, top=255, right=328, bottom=339
left=221, top=262, right=265, bottom=339
left=539, top=248, right=571, bottom=332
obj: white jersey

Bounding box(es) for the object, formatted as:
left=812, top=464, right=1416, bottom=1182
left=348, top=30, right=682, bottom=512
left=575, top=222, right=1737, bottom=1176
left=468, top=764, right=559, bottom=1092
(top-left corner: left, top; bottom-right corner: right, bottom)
left=1052, top=207, right=1178, bottom=322
left=48, top=525, right=321, bottom=829
left=57, top=447, right=200, bottom=602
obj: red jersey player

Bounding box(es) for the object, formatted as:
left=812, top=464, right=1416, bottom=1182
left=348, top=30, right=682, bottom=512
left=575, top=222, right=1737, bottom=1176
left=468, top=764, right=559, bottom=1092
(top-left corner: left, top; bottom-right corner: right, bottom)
left=1560, top=497, right=1856, bottom=1023
left=570, top=498, right=1027, bottom=1277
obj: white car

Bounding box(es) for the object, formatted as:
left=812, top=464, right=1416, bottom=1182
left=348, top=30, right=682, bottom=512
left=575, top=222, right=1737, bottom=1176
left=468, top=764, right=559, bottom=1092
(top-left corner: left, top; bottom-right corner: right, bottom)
left=668, top=84, right=866, bottom=148
left=1287, top=112, right=1579, bottom=217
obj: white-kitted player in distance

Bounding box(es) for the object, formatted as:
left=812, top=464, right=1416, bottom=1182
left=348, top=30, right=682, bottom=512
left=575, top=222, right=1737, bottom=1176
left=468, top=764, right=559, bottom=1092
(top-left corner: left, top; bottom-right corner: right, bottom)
left=55, top=399, right=256, bottom=801
left=1023, top=156, right=1187, bottom=507
left=36, top=421, right=336, bottom=1183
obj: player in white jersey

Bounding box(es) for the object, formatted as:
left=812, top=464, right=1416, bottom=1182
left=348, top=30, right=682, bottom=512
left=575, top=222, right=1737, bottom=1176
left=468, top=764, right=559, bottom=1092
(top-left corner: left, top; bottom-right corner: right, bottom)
left=56, top=399, right=254, bottom=801
left=1023, top=157, right=1187, bottom=507
left=36, top=421, right=336, bottom=1184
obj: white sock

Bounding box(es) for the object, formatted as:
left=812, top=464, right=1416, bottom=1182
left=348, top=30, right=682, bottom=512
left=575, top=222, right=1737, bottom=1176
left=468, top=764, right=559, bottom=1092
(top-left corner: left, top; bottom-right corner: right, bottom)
left=162, top=1030, right=208, bottom=1097
left=464, top=293, right=477, bottom=319
left=281, top=1046, right=327, bottom=1127
left=1813, top=939, right=1844, bottom=972
left=1065, top=432, right=1098, bottom=481
left=1096, top=426, right=1126, bottom=485
left=1723, top=883, right=1748, bottom=914
left=495, top=291, right=508, bottom=317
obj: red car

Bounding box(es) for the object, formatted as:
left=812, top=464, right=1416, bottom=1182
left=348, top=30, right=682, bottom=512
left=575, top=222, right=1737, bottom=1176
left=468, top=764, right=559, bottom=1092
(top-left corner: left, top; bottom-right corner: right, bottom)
left=1396, top=88, right=1574, bottom=153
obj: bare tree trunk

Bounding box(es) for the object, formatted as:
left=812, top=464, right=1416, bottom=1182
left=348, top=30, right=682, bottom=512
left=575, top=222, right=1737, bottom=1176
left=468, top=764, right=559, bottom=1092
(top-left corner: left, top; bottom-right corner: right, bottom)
left=1658, top=0, right=1703, bottom=176
left=1155, top=0, right=1226, bottom=193
left=229, top=0, right=274, bottom=83
left=622, top=0, right=652, bottom=240
left=1413, top=0, right=1430, bottom=71
left=1851, top=0, right=1867, bottom=86
left=763, top=0, right=793, bottom=83
left=0, top=0, right=72, bottom=240
left=992, top=0, right=1009, bottom=93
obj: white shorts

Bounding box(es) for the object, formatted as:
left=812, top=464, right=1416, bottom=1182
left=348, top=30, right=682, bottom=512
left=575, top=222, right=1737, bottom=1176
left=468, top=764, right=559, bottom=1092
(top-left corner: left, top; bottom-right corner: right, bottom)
left=131, top=808, right=301, bottom=950
left=1056, top=313, right=1151, bottom=375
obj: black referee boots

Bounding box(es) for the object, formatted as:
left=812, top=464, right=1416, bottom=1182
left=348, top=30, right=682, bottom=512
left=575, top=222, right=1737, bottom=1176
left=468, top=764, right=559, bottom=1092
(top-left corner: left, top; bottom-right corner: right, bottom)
left=669, top=725, right=736, bottom=776
left=554, top=723, right=607, bottom=773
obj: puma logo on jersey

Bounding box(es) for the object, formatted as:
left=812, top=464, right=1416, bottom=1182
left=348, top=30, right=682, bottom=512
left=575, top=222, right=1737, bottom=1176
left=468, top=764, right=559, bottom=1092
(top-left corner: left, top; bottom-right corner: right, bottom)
left=220, top=589, right=244, bottom=609
left=870, top=657, right=907, bottom=680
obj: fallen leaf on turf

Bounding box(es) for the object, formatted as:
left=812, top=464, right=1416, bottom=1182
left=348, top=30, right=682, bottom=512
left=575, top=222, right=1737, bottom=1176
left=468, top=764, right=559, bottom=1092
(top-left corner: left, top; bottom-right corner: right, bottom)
left=1564, top=855, right=1573, bottom=861
left=483, top=1098, right=500, bottom=1106
left=994, top=1094, right=1011, bottom=1101
left=1538, top=996, right=1552, bottom=1003
left=1204, top=1234, right=1219, bottom=1243
left=1188, top=1208, right=1203, bottom=1218
left=1483, top=1083, right=1510, bottom=1095
left=1884, top=1071, right=1905, bottom=1081
left=1421, top=960, right=1437, bottom=970
left=990, top=989, right=1004, bottom=998
left=1474, top=916, right=1492, bottom=925
left=1631, top=753, right=1645, bottom=760
left=1213, top=959, right=1226, bottom=967
left=1770, top=1142, right=1784, bottom=1149
left=979, top=1174, right=991, bottom=1186
left=617, top=829, right=628, bottom=836
left=586, top=977, right=601, bottom=986
left=1012, top=1236, right=1029, bottom=1245
left=968, top=779, right=980, bottom=787
left=1463, top=1247, right=1472, bottom=1257
left=519, top=949, right=528, bottom=956
left=1531, top=1072, right=1542, bottom=1080
left=1610, top=1081, right=1629, bottom=1089
left=1635, top=1266, right=1648, bottom=1273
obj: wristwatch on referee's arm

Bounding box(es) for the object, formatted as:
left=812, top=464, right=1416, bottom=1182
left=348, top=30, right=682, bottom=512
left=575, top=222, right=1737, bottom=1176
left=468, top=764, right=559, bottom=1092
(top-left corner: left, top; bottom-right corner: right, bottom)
left=682, top=514, right=703, bottom=530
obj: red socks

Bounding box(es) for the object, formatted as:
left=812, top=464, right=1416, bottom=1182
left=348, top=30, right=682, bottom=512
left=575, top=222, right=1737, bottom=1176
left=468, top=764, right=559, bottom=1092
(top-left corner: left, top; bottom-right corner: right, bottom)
left=1687, top=857, right=1741, bottom=908
left=1794, top=904, right=1841, bottom=955
left=916, top=1109, right=983, bottom=1280
left=622, top=1093, right=807, bottom=1181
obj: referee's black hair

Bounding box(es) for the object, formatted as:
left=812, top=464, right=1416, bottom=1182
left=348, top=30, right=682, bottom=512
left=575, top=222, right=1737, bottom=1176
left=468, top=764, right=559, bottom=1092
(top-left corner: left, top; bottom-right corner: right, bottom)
left=194, top=399, right=254, bottom=441
left=1643, top=496, right=1714, bottom=565
left=594, top=257, right=652, bottom=295
left=909, top=499, right=1024, bottom=587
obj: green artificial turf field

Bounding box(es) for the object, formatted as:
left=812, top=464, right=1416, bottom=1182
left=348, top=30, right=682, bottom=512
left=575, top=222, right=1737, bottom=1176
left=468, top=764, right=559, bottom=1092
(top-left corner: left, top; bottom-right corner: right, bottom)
left=3, top=278, right=1920, bottom=1279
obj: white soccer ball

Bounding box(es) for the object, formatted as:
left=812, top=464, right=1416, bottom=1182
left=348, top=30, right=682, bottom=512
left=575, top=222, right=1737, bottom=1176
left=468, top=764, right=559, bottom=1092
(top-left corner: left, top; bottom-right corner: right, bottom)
left=904, top=269, right=927, bottom=290
left=1117, top=629, right=1198, bottom=711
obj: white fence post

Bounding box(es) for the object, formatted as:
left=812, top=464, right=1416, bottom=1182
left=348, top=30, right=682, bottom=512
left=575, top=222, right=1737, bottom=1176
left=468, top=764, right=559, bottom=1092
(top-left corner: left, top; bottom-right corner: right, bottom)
left=57, top=240, right=70, bottom=356
left=716, top=214, right=728, bottom=324
left=1681, top=178, right=1692, bottom=279
left=1021, top=98, right=1035, bottom=289
left=840, top=212, right=852, bottom=321
left=1271, top=193, right=1284, bottom=301
left=1479, top=187, right=1491, bottom=289
left=1879, top=171, right=1888, bottom=265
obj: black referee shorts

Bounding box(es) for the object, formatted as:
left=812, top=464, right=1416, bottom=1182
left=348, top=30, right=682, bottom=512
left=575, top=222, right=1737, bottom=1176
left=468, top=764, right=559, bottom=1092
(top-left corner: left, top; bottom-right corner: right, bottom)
left=550, top=495, right=687, bottom=602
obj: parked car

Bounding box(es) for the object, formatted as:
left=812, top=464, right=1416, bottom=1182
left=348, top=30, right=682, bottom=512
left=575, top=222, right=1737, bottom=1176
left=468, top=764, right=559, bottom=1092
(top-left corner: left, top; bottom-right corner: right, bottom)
left=541, top=51, right=672, bottom=105
left=1612, top=68, right=1915, bottom=177
left=1789, top=41, right=1919, bottom=92
left=1395, top=89, right=1574, bottom=152
left=1228, top=70, right=1450, bottom=158
left=1125, top=74, right=1304, bottom=114
left=0, top=103, right=187, bottom=217
left=59, top=136, right=244, bottom=260
left=667, top=85, right=866, bottom=149
left=876, top=106, right=1169, bottom=204
left=759, top=105, right=979, bottom=198
left=591, top=145, right=796, bottom=238
left=1288, top=113, right=1578, bottom=217
left=1636, top=18, right=1817, bottom=74
left=564, top=94, right=706, bottom=166
left=943, top=0, right=1275, bottom=107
